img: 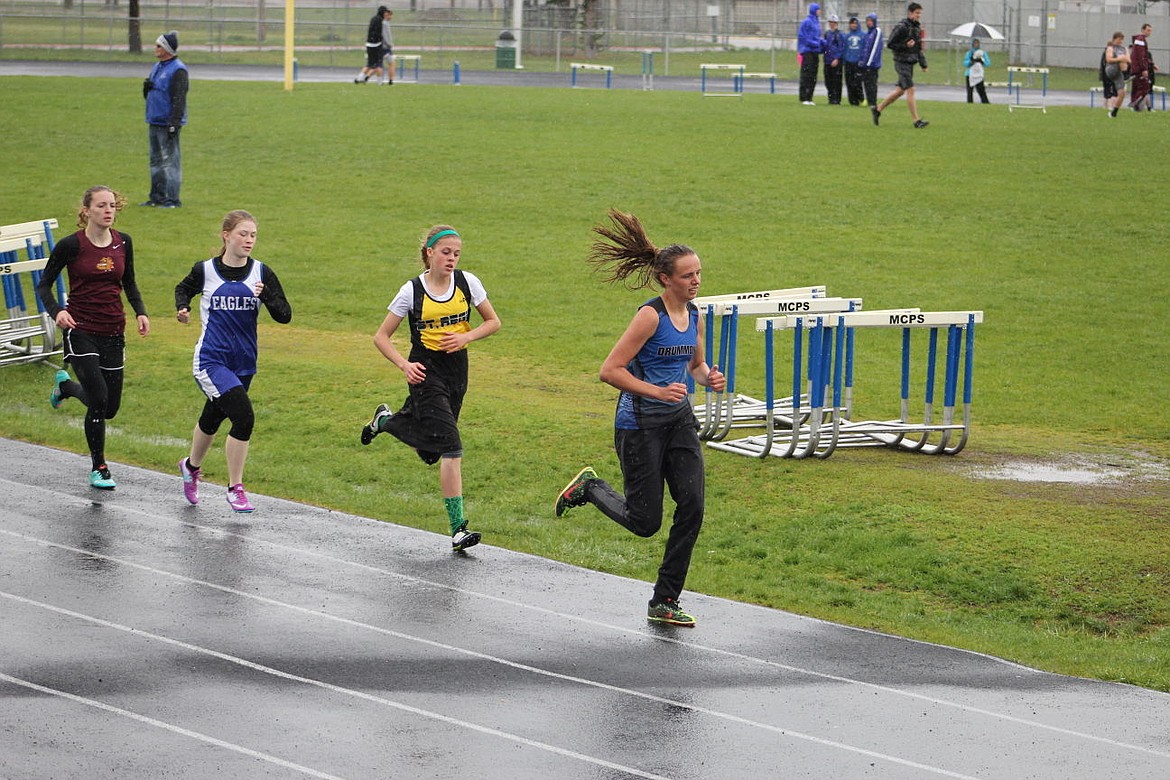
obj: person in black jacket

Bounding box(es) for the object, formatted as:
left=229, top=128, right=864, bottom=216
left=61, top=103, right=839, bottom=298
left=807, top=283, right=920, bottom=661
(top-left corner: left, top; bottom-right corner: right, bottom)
left=873, top=2, right=929, bottom=128
left=354, top=6, right=390, bottom=84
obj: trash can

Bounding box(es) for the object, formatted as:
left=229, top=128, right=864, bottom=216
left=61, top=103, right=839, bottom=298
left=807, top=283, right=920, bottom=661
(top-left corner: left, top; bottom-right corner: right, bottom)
left=495, top=30, right=516, bottom=69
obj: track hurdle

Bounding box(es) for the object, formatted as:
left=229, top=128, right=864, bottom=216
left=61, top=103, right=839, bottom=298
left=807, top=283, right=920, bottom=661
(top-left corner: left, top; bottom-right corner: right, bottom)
left=705, top=309, right=981, bottom=460
left=389, top=54, right=421, bottom=83
left=689, top=286, right=829, bottom=439
left=1, top=218, right=64, bottom=367
left=570, top=62, right=614, bottom=89
left=733, top=71, right=778, bottom=94
left=1007, top=66, right=1048, bottom=112
left=700, top=63, right=745, bottom=97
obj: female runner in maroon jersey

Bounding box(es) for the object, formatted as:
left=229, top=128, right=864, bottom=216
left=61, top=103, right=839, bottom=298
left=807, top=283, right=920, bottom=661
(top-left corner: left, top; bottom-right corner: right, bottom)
left=37, top=185, right=150, bottom=490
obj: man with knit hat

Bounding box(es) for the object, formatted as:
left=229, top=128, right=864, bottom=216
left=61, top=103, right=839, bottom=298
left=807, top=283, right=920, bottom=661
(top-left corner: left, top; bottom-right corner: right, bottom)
left=142, top=30, right=188, bottom=208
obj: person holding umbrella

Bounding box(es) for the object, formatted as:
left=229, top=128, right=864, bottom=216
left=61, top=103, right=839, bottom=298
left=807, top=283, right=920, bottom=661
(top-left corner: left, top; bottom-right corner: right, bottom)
left=964, top=38, right=991, bottom=103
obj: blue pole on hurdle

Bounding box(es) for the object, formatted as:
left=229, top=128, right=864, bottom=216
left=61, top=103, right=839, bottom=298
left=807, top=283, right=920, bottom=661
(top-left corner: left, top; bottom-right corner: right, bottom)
left=571, top=65, right=578, bottom=87
left=923, top=327, right=939, bottom=408
left=765, top=320, right=774, bottom=414
left=963, top=315, right=976, bottom=406
left=900, top=327, right=912, bottom=411
left=943, top=325, right=961, bottom=409
left=453, top=61, right=461, bottom=85
left=725, top=305, right=738, bottom=396
left=832, top=318, right=845, bottom=411
left=642, top=50, right=654, bottom=90
left=791, top=317, right=804, bottom=416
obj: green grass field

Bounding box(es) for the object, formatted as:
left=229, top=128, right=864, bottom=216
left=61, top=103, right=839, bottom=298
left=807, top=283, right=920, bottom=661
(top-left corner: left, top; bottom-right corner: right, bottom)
left=2, top=76, right=1168, bottom=690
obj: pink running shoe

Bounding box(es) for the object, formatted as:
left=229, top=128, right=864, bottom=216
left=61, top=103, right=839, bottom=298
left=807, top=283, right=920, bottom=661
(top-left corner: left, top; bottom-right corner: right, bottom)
left=178, top=458, right=201, bottom=505
left=226, top=483, right=255, bottom=513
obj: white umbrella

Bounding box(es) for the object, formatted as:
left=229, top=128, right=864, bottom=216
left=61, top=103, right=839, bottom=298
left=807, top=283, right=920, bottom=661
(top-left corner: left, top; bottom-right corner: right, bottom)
left=948, top=22, right=1005, bottom=40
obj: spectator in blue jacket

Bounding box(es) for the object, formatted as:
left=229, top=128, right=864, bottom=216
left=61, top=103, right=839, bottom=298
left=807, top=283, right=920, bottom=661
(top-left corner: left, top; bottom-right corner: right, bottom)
left=858, top=13, right=884, bottom=110
left=797, top=3, right=824, bottom=105
left=963, top=38, right=991, bottom=103
left=823, top=15, right=846, bottom=104
left=141, top=31, right=187, bottom=208
left=843, top=17, right=866, bottom=106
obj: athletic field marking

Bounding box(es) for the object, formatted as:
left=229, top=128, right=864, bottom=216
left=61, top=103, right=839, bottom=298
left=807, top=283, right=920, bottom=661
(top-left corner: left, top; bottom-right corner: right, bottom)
left=0, top=590, right=675, bottom=780
left=4, top=478, right=1170, bottom=763
left=0, top=670, right=346, bottom=780
left=3, top=588, right=960, bottom=780
left=2, top=534, right=982, bottom=779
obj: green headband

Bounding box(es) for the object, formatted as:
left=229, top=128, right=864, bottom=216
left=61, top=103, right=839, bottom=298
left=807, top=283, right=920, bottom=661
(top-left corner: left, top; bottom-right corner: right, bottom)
left=425, top=229, right=460, bottom=248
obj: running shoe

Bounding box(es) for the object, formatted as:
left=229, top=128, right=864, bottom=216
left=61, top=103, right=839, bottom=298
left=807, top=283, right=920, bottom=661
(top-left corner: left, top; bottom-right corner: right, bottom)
left=89, top=465, right=116, bottom=490
left=871, top=106, right=881, bottom=126
left=179, top=457, right=201, bottom=505
left=360, top=403, right=392, bottom=445
left=914, top=119, right=929, bottom=129
left=554, top=467, right=597, bottom=518
left=49, top=369, right=70, bottom=409
left=647, top=598, right=696, bottom=627
left=227, top=483, right=255, bottom=513
left=451, top=525, right=481, bottom=552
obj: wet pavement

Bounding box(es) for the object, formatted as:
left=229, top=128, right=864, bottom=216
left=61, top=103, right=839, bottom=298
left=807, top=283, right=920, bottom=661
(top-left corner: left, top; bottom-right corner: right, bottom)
left=0, top=58, right=1097, bottom=107
left=2, top=437, right=1170, bottom=779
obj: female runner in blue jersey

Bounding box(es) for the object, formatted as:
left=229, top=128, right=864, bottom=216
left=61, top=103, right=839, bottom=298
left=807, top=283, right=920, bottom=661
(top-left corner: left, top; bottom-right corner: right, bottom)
left=174, top=210, right=292, bottom=513
left=554, top=210, right=725, bottom=627
left=359, top=225, right=501, bottom=552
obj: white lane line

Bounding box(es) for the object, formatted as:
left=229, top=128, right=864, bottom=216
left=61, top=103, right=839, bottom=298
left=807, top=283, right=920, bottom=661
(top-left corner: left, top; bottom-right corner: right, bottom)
left=0, top=670, right=347, bottom=780
left=0, top=591, right=677, bottom=780
left=5, top=484, right=1170, bottom=764
left=2, top=532, right=982, bottom=778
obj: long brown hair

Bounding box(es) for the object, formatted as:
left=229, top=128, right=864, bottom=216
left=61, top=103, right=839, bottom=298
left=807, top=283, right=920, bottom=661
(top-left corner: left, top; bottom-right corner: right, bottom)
left=587, top=209, right=694, bottom=290
left=420, top=224, right=459, bottom=269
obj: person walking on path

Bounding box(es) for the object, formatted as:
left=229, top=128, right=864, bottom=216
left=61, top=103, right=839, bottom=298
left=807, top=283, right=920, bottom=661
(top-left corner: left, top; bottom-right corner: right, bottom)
left=141, top=31, right=187, bottom=208
left=873, top=2, right=928, bottom=128
left=554, top=210, right=725, bottom=628
left=823, top=14, right=846, bottom=105
left=360, top=225, right=501, bottom=552
left=355, top=5, right=389, bottom=83
left=38, top=185, right=151, bottom=490
left=175, top=210, right=292, bottom=513
left=843, top=16, right=866, bottom=106
left=1103, top=31, right=1131, bottom=118
left=964, top=38, right=991, bottom=104
left=381, top=8, right=397, bottom=85
left=797, top=3, right=825, bottom=105
left=1129, top=24, right=1156, bottom=111
left=858, top=13, right=884, bottom=110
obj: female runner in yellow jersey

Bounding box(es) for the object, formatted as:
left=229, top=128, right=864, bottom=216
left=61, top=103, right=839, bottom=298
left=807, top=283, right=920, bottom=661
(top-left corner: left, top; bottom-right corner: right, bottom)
left=360, top=225, right=501, bottom=551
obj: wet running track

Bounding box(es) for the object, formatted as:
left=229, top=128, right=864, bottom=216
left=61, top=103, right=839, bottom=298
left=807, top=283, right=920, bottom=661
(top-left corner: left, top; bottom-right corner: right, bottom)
left=2, top=438, right=1170, bottom=779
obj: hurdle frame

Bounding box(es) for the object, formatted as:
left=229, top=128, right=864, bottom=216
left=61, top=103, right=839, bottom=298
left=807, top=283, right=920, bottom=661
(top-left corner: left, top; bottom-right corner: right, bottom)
left=1007, top=66, right=1048, bottom=112
left=733, top=71, right=778, bottom=95
left=705, top=310, right=981, bottom=460
left=701, top=63, right=745, bottom=97
left=388, top=53, right=421, bottom=83
left=1, top=218, right=64, bottom=367
left=570, top=62, right=614, bottom=89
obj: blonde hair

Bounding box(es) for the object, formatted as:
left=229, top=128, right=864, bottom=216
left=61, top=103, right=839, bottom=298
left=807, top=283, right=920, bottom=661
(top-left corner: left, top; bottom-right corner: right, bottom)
left=76, top=185, right=125, bottom=229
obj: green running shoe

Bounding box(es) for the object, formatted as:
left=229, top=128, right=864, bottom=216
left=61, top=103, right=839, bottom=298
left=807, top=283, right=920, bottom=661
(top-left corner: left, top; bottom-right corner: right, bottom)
left=554, top=466, right=597, bottom=518
left=647, top=598, right=696, bottom=627
left=89, top=465, right=116, bottom=490
left=49, top=369, right=70, bottom=409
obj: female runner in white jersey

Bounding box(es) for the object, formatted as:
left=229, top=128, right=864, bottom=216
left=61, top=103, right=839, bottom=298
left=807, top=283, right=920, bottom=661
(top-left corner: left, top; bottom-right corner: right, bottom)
left=360, top=225, right=501, bottom=552
left=554, top=210, right=725, bottom=627
left=174, top=210, right=292, bottom=513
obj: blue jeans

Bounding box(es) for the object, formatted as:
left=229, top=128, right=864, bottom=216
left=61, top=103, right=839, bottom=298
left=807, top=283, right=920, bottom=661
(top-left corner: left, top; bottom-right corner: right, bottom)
left=147, top=124, right=182, bottom=206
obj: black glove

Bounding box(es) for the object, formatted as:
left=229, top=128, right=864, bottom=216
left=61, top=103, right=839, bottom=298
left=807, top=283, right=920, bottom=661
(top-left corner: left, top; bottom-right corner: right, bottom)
left=142, top=78, right=152, bottom=99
